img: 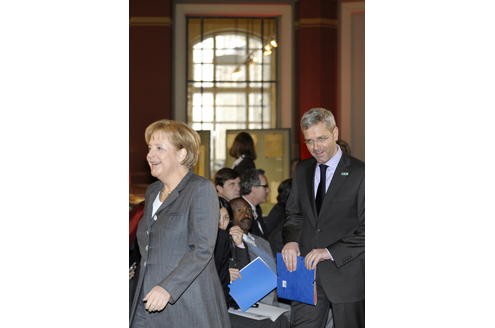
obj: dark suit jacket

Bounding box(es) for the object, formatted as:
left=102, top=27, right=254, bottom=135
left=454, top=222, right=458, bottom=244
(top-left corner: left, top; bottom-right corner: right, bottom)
left=283, top=153, right=364, bottom=303
left=213, top=229, right=231, bottom=305
left=249, top=205, right=268, bottom=238
left=266, top=202, right=287, bottom=255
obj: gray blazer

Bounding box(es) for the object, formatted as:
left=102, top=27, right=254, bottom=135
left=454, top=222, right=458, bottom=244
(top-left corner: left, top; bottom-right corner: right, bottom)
left=130, top=172, right=230, bottom=327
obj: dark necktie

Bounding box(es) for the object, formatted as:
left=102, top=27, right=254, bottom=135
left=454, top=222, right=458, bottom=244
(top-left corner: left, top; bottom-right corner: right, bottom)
left=315, top=164, right=328, bottom=214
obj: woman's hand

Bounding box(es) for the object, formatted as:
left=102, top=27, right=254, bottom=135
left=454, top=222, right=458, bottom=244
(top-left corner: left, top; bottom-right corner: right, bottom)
left=143, top=285, right=171, bottom=312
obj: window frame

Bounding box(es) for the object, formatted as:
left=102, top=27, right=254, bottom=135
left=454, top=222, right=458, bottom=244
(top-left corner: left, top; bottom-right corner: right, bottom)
left=174, top=3, right=293, bottom=129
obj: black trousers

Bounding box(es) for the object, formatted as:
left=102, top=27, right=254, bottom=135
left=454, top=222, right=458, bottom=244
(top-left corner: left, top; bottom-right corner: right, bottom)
left=290, top=283, right=364, bottom=328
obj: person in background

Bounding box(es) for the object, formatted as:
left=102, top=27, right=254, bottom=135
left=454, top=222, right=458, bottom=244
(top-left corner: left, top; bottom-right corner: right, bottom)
left=282, top=107, right=364, bottom=328
left=229, top=197, right=277, bottom=305
left=213, top=197, right=237, bottom=308
left=336, top=139, right=351, bottom=156
left=240, top=168, right=270, bottom=238
left=129, top=119, right=230, bottom=328
left=265, top=178, right=292, bottom=255
left=214, top=167, right=241, bottom=201
left=229, top=131, right=256, bottom=175
left=129, top=201, right=145, bottom=309
left=228, top=196, right=290, bottom=327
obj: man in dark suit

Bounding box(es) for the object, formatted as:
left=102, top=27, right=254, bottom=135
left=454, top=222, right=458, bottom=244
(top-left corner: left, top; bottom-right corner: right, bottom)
left=282, top=107, right=364, bottom=328
left=240, top=168, right=271, bottom=238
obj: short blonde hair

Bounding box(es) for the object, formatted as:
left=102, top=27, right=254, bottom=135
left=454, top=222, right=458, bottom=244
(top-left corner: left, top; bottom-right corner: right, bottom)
left=145, top=119, right=200, bottom=169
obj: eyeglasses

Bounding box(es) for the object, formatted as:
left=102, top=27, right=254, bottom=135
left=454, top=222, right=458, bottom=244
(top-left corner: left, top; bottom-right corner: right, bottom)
left=254, top=184, right=269, bottom=189
left=304, top=135, right=331, bottom=147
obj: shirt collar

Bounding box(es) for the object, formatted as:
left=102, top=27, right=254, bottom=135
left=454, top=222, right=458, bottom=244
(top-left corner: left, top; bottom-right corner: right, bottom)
left=241, top=196, right=258, bottom=219
left=320, top=144, right=342, bottom=169
left=242, top=196, right=256, bottom=210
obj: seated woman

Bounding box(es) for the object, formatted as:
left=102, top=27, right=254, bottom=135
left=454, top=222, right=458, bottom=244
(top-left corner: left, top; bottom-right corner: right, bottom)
left=214, top=197, right=242, bottom=308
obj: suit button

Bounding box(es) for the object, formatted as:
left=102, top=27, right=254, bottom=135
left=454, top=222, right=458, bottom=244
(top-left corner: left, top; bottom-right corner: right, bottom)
left=143, top=261, right=147, bottom=267
left=153, top=215, right=157, bottom=221
left=145, top=245, right=149, bottom=251
left=316, top=228, right=321, bottom=232
left=146, top=230, right=149, bottom=235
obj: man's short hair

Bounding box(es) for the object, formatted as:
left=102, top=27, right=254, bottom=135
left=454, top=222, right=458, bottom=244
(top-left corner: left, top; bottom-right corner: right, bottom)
left=240, top=168, right=265, bottom=195
left=214, top=167, right=239, bottom=187
left=300, top=107, right=336, bottom=131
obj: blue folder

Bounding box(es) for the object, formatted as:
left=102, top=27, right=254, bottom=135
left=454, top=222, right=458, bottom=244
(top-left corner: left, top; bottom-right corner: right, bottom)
left=276, top=253, right=316, bottom=305
left=228, top=256, right=277, bottom=311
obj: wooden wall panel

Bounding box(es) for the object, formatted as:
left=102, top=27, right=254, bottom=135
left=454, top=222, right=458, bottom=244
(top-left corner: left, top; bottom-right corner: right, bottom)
left=129, top=0, right=349, bottom=185
left=296, top=0, right=339, bottom=159
left=130, top=0, right=172, bottom=186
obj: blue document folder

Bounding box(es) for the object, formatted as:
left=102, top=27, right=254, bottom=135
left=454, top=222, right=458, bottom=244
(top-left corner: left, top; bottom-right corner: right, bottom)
left=276, top=253, right=316, bottom=305
left=228, top=256, right=277, bottom=311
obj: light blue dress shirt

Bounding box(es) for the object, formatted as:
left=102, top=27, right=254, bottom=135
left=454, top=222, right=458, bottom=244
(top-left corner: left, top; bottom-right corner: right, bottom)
left=313, top=145, right=343, bottom=197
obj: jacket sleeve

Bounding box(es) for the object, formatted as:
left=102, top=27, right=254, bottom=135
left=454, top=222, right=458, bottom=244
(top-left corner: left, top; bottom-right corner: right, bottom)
left=283, top=172, right=305, bottom=244
left=327, top=175, right=365, bottom=268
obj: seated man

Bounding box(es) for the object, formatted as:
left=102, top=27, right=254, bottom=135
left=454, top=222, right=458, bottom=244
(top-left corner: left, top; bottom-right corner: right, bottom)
left=229, top=198, right=333, bottom=328
left=229, top=197, right=278, bottom=305
left=239, top=168, right=270, bottom=238
left=228, top=197, right=290, bottom=328
left=214, top=167, right=241, bottom=201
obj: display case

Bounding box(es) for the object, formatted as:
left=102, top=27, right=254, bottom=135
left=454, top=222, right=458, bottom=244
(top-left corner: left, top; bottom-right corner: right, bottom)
left=225, top=129, right=291, bottom=213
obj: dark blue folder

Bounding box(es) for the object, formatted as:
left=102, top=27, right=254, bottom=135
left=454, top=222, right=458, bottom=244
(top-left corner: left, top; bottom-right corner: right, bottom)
left=228, top=256, right=277, bottom=311
left=276, top=253, right=316, bottom=305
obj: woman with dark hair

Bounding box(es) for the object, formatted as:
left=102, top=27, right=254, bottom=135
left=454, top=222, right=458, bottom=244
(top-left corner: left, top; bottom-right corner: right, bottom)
left=229, top=131, right=257, bottom=175
left=214, top=197, right=233, bottom=287
left=214, top=197, right=242, bottom=309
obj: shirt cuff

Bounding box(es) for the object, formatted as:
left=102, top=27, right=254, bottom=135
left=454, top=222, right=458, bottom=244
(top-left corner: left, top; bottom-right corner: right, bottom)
left=326, top=248, right=334, bottom=261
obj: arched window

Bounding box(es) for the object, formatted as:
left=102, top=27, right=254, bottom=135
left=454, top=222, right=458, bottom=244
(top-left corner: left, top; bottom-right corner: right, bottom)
left=187, top=17, right=278, bottom=172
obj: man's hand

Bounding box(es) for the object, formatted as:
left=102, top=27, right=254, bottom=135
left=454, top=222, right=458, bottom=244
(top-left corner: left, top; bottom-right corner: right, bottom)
left=304, top=248, right=331, bottom=270
left=229, top=225, right=245, bottom=246
left=229, top=268, right=241, bottom=282
left=281, top=242, right=300, bottom=272
left=143, top=285, right=170, bottom=312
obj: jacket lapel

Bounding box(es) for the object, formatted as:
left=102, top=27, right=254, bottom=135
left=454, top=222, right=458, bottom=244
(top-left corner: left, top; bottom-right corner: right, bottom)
left=145, top=182, right=162, bottom=228
left=152, top=171, right=193, bottom=221
left=303, top=159, right=319, bottom=226
left=319, top=154, right=351, bottom=214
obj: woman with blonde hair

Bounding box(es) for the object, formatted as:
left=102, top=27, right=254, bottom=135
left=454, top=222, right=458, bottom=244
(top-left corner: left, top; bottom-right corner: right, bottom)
left=130, top=119, right=230, bottom=328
